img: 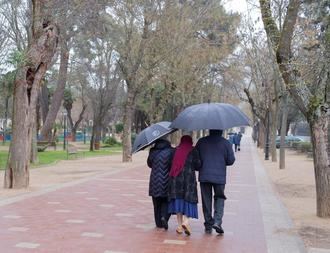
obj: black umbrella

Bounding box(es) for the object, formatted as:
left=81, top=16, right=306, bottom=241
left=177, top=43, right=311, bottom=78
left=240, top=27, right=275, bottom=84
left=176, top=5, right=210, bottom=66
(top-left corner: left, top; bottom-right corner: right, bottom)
left=132, top=121, right=176, bottom=154
left=170, top=103, right=250, bottom=131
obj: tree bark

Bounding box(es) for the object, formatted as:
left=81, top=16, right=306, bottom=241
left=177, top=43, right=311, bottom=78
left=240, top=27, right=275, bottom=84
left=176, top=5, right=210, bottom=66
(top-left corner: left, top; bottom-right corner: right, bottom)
left=310, top=116, right=330, bottom=217
left=122, top=91, right=135, bottom=162
left=270, top=97, right=279, bottom=162
left=39, top=84, right=49, bottom=124
left=279, top=94, right=288, bottom=169
left=40, top=39, right=69, bottom=141
left=4, top=2, right=58, bottom=188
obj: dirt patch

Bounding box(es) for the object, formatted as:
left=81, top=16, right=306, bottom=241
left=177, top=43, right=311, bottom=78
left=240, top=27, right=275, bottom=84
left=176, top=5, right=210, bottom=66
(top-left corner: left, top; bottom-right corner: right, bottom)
left=259, top=149, right=330, bottom=251
left=299, top=226, right=330, bottom=249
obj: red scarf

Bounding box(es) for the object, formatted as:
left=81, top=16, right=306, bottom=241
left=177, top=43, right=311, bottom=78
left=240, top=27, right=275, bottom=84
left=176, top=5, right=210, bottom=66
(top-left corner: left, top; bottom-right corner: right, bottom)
left=169, top=135, right=193, bottom=177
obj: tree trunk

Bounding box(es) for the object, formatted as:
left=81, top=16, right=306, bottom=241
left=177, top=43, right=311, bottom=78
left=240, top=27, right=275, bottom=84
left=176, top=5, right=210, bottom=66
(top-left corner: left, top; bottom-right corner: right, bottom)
left=39, top=85, right=49, bottom=124
left=71, top=128, right=77, bottom=142
left=4, top=4, right=58, bottom=188
left=40, top=40, right=69, bottom=141
left=310, top=116, right=330, bottom=217
left=279, top=94, right=288, bottom=169
left=94, top=125, right=102, bottom=150
left=122, top=92, right=135, bottom=162
left=270, top=101, right=278, bottom=162
left=30, top=120, right=38, bottom=164
left=258, top=121, right=266, bottom=149
left=89, top=132, right=94, bottom=151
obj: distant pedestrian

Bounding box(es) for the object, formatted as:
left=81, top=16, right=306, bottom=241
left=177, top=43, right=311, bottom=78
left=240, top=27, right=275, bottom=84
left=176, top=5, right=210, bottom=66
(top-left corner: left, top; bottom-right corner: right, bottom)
left=147, top=138, right=174, bottom=230
left=195, top=130, right=235, bottom=234
left=168, top=135, right=199, bottom=236
left=228, top=133, right=234, bottom=148
left=233, top=133, right=240, bottom=152
left=237, top=132, right=242, bottom=151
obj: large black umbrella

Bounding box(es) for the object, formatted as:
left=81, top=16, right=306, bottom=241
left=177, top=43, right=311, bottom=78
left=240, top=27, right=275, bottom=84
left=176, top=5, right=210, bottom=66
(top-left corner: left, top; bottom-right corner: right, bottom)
left=132, top=121, right=176, bottom=154
left=170, top=103, right=250, bottom=131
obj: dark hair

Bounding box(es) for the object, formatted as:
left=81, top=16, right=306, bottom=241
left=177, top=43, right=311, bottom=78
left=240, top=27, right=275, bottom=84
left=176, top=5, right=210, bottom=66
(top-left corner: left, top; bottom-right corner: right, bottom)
left=209, top=129, right=223, bottom=136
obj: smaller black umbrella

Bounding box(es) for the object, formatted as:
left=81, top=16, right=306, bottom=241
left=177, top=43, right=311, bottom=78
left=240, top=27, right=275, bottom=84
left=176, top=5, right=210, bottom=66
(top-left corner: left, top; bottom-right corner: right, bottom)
left=132, top=121, right=176, bottom=154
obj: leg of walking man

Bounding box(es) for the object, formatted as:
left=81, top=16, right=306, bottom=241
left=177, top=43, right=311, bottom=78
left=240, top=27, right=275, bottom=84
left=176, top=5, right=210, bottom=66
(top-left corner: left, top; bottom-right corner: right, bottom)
left=200, top=182, right=214, bottom=233
left=212, top=184, right=226, bottom=234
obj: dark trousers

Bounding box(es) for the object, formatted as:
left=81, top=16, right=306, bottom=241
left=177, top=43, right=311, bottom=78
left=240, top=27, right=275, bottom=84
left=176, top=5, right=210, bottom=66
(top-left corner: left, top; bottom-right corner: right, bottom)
left=152, top=197, right=170, bottom=228
left=200, top=183, right=226, bottom=230
left=234, top=144, right=238, bottom=152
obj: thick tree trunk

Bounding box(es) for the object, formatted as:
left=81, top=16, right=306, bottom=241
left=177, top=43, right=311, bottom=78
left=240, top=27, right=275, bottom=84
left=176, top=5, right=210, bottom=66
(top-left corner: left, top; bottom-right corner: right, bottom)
left=39, top=85, right=49, bottom=124
left=89, top=132, right=94, bottom=151
left=4, top=6, right=58, bottom=188
left=279, top=94, right=288, bottom=169
left=310, top=116, right=330, bottom=217
left=4, top=76, right=32, bottom=188
left=90, top=119, right=102, bottom=151
left=40, top=41, right=69, bottom=141
left=122, top=92, right=134, bottom=162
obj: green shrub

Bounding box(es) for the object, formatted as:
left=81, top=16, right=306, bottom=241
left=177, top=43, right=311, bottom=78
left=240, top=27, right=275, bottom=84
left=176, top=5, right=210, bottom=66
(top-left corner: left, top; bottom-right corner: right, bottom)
left=299, top=142, right=312, bottom=153
left=291, top=142, right=300, bottom=150
left=103, top=136, right=121, bottom=147
left=115, top=123, right=123, bottom=133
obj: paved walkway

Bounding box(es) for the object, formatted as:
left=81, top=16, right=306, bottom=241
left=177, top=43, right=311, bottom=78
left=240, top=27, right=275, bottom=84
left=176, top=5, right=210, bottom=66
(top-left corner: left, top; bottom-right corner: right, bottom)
left=0, top=138, right=305, bottom=253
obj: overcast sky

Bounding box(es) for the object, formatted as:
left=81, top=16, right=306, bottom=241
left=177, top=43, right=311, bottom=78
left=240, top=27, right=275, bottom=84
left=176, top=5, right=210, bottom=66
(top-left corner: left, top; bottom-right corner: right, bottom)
left=224, top=0, right=249, bottom=14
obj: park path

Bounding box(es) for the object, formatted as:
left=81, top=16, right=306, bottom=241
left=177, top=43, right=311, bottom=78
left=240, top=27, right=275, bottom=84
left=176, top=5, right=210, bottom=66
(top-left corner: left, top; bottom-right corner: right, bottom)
left=0, top=138, right=304, bottom=253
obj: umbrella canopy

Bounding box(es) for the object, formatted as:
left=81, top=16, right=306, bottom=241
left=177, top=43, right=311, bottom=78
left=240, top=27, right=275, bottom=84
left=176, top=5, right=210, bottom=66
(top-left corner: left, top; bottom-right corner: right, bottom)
left=132, top=121, right=176, bottom=154
left=170, top=103, right=250, bottom=131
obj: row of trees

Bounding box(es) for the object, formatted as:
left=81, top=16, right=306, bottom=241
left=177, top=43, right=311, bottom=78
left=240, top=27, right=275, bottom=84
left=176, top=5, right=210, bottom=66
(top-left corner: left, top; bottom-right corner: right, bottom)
left=0, top=0, right=240, bottom=186
left=0, top=0, right=328, bottom=216
left=235, top=0, right=329, bottom=217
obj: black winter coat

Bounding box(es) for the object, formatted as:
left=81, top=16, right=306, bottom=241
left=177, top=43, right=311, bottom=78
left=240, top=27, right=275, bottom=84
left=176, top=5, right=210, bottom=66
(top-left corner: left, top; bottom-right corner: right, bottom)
left=195, top=134, right=235, bottom=184
left=147, top=139, right=174, bottom=197
left=168, top=149, right=200, bottom=203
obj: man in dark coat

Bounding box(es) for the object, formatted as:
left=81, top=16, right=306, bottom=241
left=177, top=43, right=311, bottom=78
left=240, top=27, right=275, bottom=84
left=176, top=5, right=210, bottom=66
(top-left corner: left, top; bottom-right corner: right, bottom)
left=147, top=138, right=174, bottom=229
left=194, top=129, right=235, bottom=234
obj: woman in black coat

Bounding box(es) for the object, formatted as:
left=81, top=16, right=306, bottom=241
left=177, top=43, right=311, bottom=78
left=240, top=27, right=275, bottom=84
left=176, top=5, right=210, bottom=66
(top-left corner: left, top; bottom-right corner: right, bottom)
left=147, top=138, right=174, bottom=230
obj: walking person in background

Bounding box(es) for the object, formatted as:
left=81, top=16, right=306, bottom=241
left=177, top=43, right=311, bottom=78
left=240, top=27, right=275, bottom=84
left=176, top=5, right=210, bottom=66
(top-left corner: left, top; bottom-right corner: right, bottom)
left=237, top=132, right=242, bottom=151
left=233, top=132, right=239, bottom=152
left=195, top=130, right=235, bottom=234
left=147, top=137, right=174, bottom=230
left=168, top=135, right=199, bottom=236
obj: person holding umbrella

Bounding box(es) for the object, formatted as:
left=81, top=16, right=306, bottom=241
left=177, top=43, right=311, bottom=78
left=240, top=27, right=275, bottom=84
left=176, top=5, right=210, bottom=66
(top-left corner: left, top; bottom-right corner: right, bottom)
left=168, top=135, right=199, bottom=236
left=147, top=136, right=174, bottom=230
left=195, top=130, right=235, bottom=234
left=169, top=102, right=249, bottom=234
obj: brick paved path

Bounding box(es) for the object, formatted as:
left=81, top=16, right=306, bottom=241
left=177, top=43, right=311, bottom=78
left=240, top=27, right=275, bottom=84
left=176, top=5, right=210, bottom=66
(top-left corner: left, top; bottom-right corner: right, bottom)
left=0, top=141, right=268, bottom=253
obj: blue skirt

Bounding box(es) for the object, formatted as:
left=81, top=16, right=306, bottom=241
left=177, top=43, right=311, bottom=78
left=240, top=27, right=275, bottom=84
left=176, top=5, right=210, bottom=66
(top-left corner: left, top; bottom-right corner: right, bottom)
left=168, top=198, right=198, bottom=219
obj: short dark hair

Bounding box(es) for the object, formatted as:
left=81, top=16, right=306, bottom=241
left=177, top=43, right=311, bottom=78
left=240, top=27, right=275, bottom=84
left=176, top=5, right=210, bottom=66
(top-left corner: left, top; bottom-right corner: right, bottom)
left=209, top=129, right=223, bottom=136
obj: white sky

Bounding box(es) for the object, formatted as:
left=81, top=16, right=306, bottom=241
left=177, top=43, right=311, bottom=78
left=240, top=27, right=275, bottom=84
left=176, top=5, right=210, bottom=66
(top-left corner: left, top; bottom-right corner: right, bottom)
left=224, top=0, right=249, bottom=14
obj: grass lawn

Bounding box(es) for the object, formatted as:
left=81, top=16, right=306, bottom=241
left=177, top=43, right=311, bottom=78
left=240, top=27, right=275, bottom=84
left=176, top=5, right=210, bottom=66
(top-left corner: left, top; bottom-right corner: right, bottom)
left=0, top=147, right=122, bottom=170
